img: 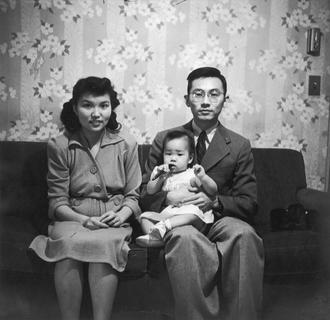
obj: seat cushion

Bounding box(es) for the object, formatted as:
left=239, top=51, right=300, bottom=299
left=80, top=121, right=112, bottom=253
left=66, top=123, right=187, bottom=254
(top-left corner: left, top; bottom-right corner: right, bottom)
left=0, top=216, right=47, bottom=273
left=263, top=230, right=321, bottom=276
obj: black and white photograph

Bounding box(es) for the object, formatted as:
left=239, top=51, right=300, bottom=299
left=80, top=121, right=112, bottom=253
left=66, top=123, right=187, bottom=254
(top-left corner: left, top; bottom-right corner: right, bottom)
left=0, top=0, right=330, bottom=319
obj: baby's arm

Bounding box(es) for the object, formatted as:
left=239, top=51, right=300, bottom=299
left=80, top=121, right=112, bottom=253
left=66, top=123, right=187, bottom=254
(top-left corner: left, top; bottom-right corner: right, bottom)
left=192, top=164, right=218, bottom=197
left=147, top=164, right=170, bottom=195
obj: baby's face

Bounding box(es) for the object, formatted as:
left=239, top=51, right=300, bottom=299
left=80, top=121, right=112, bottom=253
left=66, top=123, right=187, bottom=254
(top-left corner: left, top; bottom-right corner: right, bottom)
left=163, top=137, right=192, bottom=172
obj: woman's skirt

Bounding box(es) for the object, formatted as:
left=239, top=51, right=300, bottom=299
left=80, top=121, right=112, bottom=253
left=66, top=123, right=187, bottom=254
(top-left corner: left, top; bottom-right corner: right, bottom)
left=29, top=211, right=132, bottom=272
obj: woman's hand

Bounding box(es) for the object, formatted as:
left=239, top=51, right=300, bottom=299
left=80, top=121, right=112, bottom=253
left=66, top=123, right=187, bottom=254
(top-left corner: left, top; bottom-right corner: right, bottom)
left=99, top=211, right=125, bottom=227
left=84, top=216, right=109, bottom=230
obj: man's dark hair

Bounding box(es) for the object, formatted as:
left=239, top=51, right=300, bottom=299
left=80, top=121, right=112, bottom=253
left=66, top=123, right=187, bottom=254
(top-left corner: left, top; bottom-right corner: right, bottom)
left=186, top=67, right=227, bottom=97
left=60, top=76, right=121, bottom=133
left=163, top=130, right=195, bottom=165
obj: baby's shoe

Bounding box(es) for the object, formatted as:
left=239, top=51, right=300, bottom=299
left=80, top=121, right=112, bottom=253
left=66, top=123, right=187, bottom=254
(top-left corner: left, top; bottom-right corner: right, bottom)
left=135, top=234, right=164, bottom=248
left=150, top=221, right=167, bottom=239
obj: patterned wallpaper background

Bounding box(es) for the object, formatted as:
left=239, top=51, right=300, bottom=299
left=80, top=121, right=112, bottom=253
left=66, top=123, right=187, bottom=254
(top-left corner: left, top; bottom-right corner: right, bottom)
left=0, top=0, right=329, bottom=190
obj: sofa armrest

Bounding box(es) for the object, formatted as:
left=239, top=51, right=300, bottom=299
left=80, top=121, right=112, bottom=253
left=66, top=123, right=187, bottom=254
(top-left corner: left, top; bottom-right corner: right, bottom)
left=296, top=188, right=330, bottom=232
left=297, top=188, right=330, bottom=213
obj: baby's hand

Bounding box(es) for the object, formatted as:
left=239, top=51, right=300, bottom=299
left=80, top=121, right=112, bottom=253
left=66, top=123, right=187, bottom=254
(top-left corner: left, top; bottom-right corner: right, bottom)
left=151, top=164, right=170, bottom=181
left=193, top=164, right=205, bottom=178
left=158, top=164, right=170, bottom=172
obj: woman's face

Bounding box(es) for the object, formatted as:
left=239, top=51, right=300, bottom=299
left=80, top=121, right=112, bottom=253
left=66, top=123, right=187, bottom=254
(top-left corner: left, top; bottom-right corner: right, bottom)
left=74, top=93, right=112, bottom=134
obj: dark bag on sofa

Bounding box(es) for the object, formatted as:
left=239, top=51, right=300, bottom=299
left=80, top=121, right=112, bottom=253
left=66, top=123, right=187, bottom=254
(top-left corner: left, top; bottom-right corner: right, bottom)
left=270, top=203, right=317, bottom=231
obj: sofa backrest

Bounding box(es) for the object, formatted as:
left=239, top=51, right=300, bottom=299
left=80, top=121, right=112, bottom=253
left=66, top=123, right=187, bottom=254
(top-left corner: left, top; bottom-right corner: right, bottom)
left=252, top=148, right=306, bottom=234
left=0, top=141, right=49, bottom=234
left=0, top=142, right=307, bottom=235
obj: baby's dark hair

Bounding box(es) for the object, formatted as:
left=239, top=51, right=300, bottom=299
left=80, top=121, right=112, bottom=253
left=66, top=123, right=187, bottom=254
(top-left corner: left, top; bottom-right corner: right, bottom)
left=163, top=130, right=195, bottom=165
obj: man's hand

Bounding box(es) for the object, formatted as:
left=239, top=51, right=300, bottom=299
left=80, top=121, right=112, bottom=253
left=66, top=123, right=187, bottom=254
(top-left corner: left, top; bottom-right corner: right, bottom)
left=100, top=211, right=125, bottom=227
left=180, top=185, right=215, bottom=212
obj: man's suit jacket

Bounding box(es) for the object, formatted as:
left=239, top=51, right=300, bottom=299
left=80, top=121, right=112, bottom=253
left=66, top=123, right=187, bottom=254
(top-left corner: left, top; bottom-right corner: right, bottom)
left=140, top=121, right=257, bottom=224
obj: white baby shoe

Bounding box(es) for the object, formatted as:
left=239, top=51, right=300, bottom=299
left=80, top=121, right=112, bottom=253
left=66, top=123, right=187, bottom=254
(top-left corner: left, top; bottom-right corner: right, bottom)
left=135, top=234, right=164, bottom=248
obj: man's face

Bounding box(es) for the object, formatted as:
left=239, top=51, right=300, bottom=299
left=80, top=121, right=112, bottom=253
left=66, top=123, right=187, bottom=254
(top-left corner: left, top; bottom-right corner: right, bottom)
left=185, top=77, right=225, bottom=123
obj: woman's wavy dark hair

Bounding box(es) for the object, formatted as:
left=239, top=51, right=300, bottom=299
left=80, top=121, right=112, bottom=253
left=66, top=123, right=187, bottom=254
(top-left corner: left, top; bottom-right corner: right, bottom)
left=60, top=76, right=121, bottom=133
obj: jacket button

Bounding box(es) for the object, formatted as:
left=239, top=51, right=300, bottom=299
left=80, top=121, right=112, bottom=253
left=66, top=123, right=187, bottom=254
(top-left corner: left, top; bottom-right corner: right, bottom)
left=90, top=166, right=98, bottom=174
left=94, top=185, right=102, bottom=193
left=114, top=199, right=120, bottom=206
left=73, top=199, right=80, bottom=206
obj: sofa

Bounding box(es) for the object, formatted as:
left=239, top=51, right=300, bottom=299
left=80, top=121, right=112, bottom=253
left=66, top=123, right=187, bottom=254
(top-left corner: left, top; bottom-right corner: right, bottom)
left=0, top=141, right=329, bottom=319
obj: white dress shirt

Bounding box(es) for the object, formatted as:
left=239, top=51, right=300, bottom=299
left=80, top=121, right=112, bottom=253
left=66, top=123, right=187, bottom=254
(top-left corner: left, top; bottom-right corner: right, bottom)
left=192, top=120, right=219, bottom=149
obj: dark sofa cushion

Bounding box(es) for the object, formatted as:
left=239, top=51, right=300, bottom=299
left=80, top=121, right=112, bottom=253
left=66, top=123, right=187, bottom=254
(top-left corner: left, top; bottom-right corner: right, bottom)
left=263, top=230, right=320, bottom=276
left=0, top=216, right=46, bottom=273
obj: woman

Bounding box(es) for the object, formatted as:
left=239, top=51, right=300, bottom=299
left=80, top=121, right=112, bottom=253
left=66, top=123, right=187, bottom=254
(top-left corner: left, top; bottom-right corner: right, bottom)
left=29, top=76, right=142, bottom=320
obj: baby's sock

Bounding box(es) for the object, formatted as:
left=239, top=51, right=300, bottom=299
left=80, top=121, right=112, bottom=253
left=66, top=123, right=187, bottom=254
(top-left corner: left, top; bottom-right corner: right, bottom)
left=164, top=219, right=172, bottom=232
left=150, top=219, right=172, bottom=239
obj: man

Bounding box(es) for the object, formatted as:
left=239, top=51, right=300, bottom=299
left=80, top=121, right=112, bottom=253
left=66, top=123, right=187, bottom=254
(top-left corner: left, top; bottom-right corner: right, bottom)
left=140, top=67, right=264, bottom=320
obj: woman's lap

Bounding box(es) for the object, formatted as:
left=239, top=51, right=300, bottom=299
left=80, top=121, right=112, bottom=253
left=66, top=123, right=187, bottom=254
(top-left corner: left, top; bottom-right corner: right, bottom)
left=30, top=221, right=132, bottom=271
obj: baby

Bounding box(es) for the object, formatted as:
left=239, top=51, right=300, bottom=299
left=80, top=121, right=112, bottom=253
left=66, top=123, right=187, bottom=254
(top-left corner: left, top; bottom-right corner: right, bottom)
left=136, top=130, right=218, bottom=247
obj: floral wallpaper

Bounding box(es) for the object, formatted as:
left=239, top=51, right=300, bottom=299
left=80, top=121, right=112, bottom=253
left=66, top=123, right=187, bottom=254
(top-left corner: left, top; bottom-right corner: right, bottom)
left=0, top=0, right=329, bottom=190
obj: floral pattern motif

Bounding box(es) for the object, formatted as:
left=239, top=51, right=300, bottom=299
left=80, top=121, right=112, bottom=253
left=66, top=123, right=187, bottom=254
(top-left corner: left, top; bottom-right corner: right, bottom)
left=119, top=0, right=186, bottom=29
left=0, top=0, right=329, bottom=190
left=87, top=38, right=153, bottom=70
left=34, top=0, right=103, bottom=22
left=0, top=77, right=16, bottom=101
left=201, top=0, right=266, bottom=34
left=169, top=37, right=234, bottom=70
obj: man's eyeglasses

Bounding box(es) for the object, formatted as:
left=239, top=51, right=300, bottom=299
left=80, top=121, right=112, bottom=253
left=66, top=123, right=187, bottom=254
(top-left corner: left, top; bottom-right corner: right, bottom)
left=190, top=89, right=223, bottom=103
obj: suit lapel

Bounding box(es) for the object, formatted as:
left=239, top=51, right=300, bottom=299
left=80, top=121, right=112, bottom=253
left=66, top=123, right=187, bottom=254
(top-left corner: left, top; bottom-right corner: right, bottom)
left=201, top=125, right=230, bottom=171
left=182, top=121, right=193, bottom=132
left=180, top=121, right=231, bottom=171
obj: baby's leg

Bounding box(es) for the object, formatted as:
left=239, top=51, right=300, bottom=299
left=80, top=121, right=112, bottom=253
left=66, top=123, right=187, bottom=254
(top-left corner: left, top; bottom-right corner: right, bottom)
left=140, top=217, right=156, bottom=234
left=136, top=216, right=164, bottom=248
left=138, top=211, right=161, bottom=234
left=167, top=214, right=204, bottom=231
left=149, top=214, right=204, bottom=241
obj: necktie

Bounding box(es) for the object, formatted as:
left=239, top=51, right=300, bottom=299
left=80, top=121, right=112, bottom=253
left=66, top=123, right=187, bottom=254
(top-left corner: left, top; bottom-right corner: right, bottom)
left=196, top=131, right=207, bottom=164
